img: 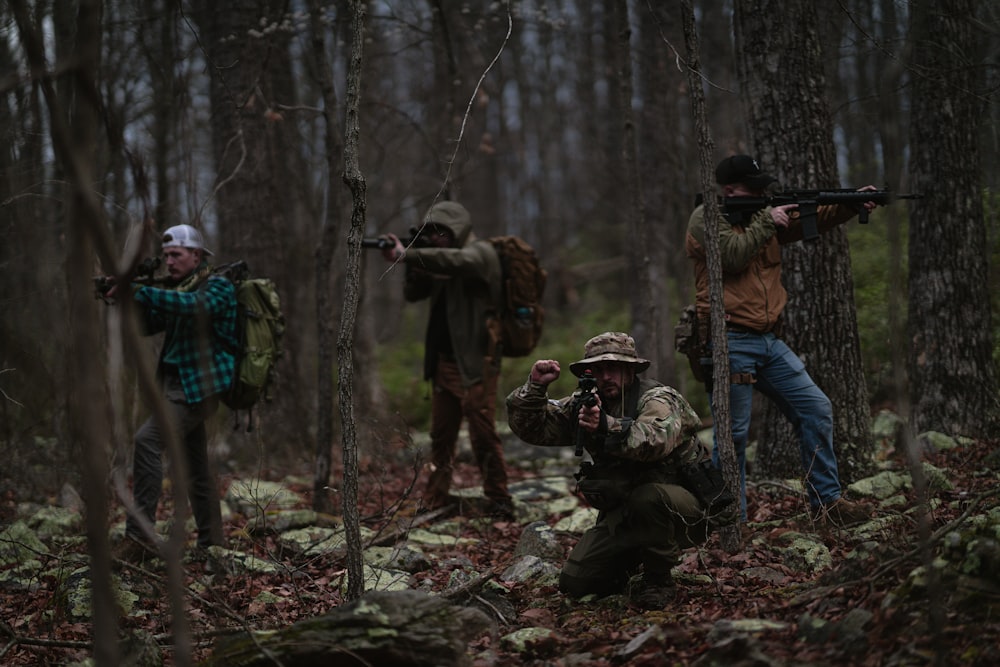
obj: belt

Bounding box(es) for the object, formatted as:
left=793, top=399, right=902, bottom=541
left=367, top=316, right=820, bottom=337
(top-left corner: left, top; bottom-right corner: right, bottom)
left=725, top=322, right=764, bottom=334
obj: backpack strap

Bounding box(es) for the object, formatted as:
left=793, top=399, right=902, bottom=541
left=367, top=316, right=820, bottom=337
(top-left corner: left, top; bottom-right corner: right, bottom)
left=230, top=405, right=255, bottom=434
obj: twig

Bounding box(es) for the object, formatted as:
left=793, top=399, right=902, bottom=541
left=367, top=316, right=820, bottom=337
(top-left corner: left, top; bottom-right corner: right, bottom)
left=382, top=0, right=515, bottom=281
left=366, top=506, right=456, bottom=548
left=0, top=625, right=91, bottom=655
left=471, top=592, right=507, bottom=624
left=441, top=568, right=496, bottom=600
left=0, top=368, right=24, bottom=407
left=753, top=480, right=804, bottom=497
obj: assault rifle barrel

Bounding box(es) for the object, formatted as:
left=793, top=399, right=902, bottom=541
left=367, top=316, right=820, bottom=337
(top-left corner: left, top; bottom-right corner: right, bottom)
left=722, top=188, right=922, bottom=240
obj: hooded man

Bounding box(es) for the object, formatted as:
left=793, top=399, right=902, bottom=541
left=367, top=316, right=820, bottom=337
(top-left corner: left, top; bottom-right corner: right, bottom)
left=380, top=201, right=514, bottom=519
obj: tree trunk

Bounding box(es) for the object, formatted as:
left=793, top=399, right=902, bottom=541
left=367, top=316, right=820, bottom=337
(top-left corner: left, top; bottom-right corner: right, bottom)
left=10, top=0, right=123, bottom=662
left=874, top=0, right=909, bottom=414
left=194, top=0, right=311, bottom=450
left=428, top=0, right=464, bottom=199
left=0, top=1, right=59, bottom=449
left=340, top=0, right=369, bottom=602
left=638, top=2, right=685, bottom=385
left=612, top=0, right=657, bottom=374
left=147, top=0, right=180, bottom=229
left=907, top=0, right=1000, bottom=437
left=733, top=0, right=875, bottom=486
left=680, top=0, right=740, bottom=554
left=307, top=0, right=344, bottom=516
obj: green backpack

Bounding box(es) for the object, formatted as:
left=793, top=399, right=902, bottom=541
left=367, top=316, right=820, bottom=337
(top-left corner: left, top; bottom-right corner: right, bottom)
left=214, top=261, right=285, bottom=415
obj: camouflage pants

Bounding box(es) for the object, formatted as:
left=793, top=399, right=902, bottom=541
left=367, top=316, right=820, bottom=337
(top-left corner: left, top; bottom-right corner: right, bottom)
left=559, top=482, right=708, bottom=598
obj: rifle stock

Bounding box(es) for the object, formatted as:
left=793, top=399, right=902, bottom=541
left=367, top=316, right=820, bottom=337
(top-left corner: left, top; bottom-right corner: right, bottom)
left=722, top=188, right=922, bottom=241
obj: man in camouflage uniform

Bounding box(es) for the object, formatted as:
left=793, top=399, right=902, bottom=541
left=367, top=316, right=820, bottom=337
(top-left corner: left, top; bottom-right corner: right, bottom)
left=506, top=332, right=713, bottom=609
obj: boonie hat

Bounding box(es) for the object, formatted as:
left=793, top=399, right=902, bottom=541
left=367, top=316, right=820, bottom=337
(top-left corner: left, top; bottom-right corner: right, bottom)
left=162, top=224, right=213, bottom=256
left=569, top=332, right=651, bottom=376
left=714, top=154, right=778, bottom=191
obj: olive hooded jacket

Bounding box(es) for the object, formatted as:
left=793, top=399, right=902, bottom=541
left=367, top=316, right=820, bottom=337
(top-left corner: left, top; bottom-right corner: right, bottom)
left=401, top=201, right=503, bottom=386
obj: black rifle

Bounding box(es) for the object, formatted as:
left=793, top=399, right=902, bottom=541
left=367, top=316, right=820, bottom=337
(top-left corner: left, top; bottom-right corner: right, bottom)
left=361, top=226, right=434, bottom=250
left=722, top=188, right=922, bottom=241
left=570, top=369, right=599, bottom=457
left=93, top=256, right=163, bottom=300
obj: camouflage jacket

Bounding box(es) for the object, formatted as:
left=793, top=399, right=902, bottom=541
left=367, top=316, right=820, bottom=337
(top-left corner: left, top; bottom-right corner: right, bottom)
left=505, top=375, right=707, bottom=478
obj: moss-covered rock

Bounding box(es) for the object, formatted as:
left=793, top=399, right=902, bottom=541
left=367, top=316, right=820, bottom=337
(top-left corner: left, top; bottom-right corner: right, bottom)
left=776, top=532, right=832, bottom=573
left=203, top=589, right=491, bottom=667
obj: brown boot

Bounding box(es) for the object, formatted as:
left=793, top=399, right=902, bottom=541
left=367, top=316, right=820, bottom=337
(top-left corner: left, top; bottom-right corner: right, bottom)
left=112, top=535, right=158, bottom=567
left=421, top=492, right=461, bottom=515
left=814, top=498, right=871, bottom=528
left=483, top=497, right=516, bottom=521
left=629, top=572, right=677, bottom=610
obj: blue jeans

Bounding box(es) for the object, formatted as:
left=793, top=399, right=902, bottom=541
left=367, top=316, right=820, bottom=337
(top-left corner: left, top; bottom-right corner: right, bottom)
left=702, top=331, right=842, bottom=520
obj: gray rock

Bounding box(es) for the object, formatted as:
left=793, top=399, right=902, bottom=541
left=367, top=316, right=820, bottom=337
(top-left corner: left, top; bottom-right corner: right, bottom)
left=513, top=520, right=564, bottom=561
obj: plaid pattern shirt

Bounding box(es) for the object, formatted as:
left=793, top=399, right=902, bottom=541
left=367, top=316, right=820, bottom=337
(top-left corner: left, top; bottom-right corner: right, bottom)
left=134, top=272, right=237, bottom=404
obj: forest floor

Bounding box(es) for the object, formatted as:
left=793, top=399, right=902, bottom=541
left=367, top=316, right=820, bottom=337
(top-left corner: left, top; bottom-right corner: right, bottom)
left=2, top=434, right=1000, bottom=666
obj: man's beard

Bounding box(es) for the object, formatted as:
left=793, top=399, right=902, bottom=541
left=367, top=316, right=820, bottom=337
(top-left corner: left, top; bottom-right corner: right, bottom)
left=599, top=384, right=621, bottom=402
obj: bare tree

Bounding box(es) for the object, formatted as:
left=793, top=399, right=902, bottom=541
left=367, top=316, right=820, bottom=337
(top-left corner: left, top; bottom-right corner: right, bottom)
left=340, top=0, right=369, bottom=602
left=307, top=0, right=346, bottom=516
left=907, top=0, right=1000, bottom=437
left=636, top=3, right=689, bottom=385
left=10, top=0, right=123, bottom=662
left=733, top=0, right=876, bottom=485
left=1, top=0, right=66, bottom=460
left=191, top=0, right=312, bottom=450
left=611, top=0, right=658, bottom=372
left=873, top=0, right=910, bottom=415
left=680, top=0, right=739, bottom=553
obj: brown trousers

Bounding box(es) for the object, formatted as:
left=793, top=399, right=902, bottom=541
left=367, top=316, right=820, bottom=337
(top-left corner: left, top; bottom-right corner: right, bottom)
left=424, top=358, right=510, bottom=505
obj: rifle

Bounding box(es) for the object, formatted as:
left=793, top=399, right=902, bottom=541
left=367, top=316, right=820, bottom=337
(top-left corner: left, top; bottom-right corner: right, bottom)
left=570, top=369, right=599, bottom=457
left=722, top=188, right=922, bottom=241
left=360, top=226, right=434, bottom=250
left=93, top=256, right=163, bottom=301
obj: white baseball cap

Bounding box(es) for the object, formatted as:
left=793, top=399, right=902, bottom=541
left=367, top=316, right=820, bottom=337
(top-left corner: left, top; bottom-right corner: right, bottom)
left=161, top=224, right=213, bottom=256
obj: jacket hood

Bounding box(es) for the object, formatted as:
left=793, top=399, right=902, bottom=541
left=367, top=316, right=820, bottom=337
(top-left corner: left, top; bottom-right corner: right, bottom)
left=424, top=201, right=473, bottom=246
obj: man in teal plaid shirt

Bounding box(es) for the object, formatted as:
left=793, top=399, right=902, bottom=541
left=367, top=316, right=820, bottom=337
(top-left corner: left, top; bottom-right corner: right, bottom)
left=110, top=224, right=237, bottom=561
